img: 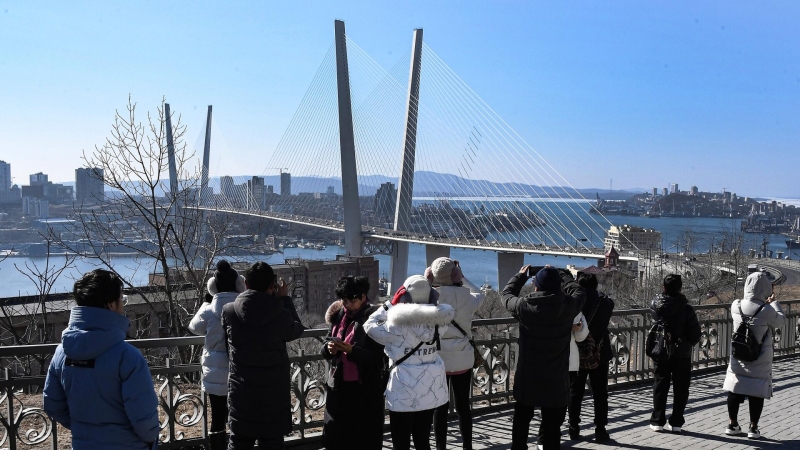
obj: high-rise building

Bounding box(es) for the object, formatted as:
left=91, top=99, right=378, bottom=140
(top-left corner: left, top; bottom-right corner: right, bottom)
left=246, top=176, right=265, bottom=209
left=690, top=186, right=698, bottom=196
left=326, top=186, right=335, bottom=195
left=662, top=187, right=669, bottom=197
left=30, top=172, right=48, bottom=186
left=22, top=197, right=49, bottom=218
left=281, top=172, right=292, bottom=196
left=220, top=176, right=234, bottom=198
left=374, top=182, right=397, bottom=222
left=75, top=167, right=105, bottom=203
left=669, top=183, right=679, bottom=194
left=266, top=185, right=274, bottom=194
left=652, top=187, right=658, bottom=197
left=0, top=161, right=10, bottom=191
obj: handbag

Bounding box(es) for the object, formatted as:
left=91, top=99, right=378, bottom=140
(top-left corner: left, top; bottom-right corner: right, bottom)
left=577, top=301, right=602, bottom=370
left=379, top=326, right=440, bottom=389
left=450, top=320, right=484, bottom=369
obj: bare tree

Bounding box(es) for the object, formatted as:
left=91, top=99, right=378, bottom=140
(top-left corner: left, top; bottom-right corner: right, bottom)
left=53, top=97, right=240, bottom=344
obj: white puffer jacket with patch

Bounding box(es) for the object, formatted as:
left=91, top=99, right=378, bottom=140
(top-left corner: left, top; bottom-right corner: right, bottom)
left=364, top=302, right=454, bottom=412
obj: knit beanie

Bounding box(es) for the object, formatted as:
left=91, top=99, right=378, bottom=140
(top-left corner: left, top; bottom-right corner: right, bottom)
left=534, top=267, right=561, bottom=292
left=207, top=260, right=246, bottom=295
left=405, top=275, right=435, bottom=304
left=430, top=257, right=463, bottom=286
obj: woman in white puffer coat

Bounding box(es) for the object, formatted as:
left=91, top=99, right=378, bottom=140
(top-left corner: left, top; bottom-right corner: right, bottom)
left=426, top=257, right=484, bottom=450
left=188, top=260, right=246, bottom=450
left=365, top=275, right=454, bottom=450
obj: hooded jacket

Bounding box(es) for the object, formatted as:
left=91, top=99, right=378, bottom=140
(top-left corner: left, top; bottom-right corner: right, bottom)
left=723, top=273, right=786, bottom=399
left=43, top=307, right=160, bottom=450
left=650, top=292, right=701, bottom=359
left=364, top=302, right=454, bottom=412
left=222, top=290, right=305, bottom=438
left=569, top=312, right=590, bottom=372
left=188, top=291, right=239, bottom=396
left=321, top=300, right=386, bottom=391
left=433, top=278, right=485, bottom=373
left=502, top=271, right=585, bottom=408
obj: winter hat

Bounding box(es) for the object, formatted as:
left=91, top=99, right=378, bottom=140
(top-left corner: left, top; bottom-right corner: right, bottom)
left=207, top=260, right=246, bottom=295
left=430, top=257, right=463, bottom=286
left=533, top=267, right=561, bottom=292
left=391, top=275, right=439, bottom=305
left=744, top=271, right=772, bottom=302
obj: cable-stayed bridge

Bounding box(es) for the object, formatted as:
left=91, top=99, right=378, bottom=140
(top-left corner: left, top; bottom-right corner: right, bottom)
left=179, top=20, right=638, bottom=289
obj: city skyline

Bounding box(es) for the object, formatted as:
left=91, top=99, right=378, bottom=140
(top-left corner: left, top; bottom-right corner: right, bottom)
left=1, top=2, right=798, bottom=197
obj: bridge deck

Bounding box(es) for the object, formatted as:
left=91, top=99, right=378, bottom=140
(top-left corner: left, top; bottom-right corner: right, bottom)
left=381, top=357, right=800, bottom=449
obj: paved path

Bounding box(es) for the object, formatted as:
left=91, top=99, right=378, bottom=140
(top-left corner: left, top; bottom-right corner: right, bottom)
left=386, top=357, right=800, bottom=449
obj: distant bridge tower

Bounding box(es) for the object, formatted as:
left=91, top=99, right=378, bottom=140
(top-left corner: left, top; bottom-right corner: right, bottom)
left=165, top=103, right=179, bottom=216
left=334, top=20, right=363, bottom=256
left=200, top=105, right=212, bottom=205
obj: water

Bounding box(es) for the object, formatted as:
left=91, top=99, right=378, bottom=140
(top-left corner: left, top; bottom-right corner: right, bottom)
left=1, top=202, right=795, bottom=297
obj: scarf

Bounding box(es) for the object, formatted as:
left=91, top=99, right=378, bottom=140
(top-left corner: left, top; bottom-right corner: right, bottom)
left=332, top=302, right=370, bottom=382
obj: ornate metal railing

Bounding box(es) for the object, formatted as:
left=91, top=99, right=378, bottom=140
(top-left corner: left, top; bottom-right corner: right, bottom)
left=0, top=300, right=798, bottom=448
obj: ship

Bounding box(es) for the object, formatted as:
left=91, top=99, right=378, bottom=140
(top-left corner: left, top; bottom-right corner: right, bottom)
left=787, top=237, right=800, bottom=249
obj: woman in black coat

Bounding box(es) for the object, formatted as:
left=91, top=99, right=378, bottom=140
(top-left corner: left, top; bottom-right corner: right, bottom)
left=321, top=276, right=386, bottom=450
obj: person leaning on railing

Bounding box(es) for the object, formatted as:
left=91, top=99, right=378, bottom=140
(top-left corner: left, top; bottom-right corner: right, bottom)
left=43, top=269, right=160, bottom=450
left=722, top=271, right=787, bottom=440
left=320, top=276, right=386, bottom=450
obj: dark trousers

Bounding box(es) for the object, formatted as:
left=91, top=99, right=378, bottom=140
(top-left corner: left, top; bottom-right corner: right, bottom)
left=322, top=381, right=385, bottom=450
left=568, top=365, right=609, bottom=428
left=650, top=358, right=691, bottom=427
left=727, top=392, right=765, bottom=426
left=228, top=432, right=283, bottom=450
left=511, top=403, right=567, bottom=450
left=208, top=394, right=229, bottom=433
left=433, top=371, right=473, bottom=450
left=390, top=409, right=435, bottom=450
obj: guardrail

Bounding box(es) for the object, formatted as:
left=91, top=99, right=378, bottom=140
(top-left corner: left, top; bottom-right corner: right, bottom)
left=1, top=300, right=799, bottom=448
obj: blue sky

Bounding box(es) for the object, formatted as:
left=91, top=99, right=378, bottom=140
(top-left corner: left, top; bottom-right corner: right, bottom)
left=1, top=1, right=798, bottom=197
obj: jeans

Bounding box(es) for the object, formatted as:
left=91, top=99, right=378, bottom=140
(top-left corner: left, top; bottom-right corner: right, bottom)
left=727, top=392, right=765, bottom=427
left=511, top=403, right=567, bottom=450
left=228, top=432, right=283, bottom=450
left=390, top=409, right=435, bottom=450
left=433, top=371, right=473, bottom=450
left=650, top=358, right=691, bottom=427
left=568, top=365, right=609, bottom=428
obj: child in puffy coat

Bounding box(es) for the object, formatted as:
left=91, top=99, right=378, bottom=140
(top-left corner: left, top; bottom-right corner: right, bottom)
left=188, top=260, right=246, bottom=450
left=365, top=275, right=454, bottom=450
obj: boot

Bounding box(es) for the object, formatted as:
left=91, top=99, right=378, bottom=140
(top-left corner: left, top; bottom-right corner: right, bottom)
left=209, top=430, right=227, bottom=450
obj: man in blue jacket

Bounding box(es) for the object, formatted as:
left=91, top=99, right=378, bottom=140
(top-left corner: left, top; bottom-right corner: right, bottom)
left=43, top=269, right=160, bottom=449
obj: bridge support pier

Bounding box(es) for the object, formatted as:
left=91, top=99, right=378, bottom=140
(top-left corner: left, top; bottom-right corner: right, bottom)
left=425, top=245, right=450, bottom=267
left=497, top=252, right=524, bottom=291
left=390, top=242, right=409, bottom=295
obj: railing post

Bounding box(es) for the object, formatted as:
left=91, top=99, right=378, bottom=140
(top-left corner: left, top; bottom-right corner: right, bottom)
left=5, top=368, right=16, bottom=450
left=165, top=358, right=175, bottom=444
left=298, top=350, right=305, bottom=439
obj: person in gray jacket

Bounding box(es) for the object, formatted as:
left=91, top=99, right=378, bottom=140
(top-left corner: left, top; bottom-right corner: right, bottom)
left=722, top=272, right=786, bottom=439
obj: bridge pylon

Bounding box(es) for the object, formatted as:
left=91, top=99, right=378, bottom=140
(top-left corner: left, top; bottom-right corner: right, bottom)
left=165, top=103, right=179, bottom=216
left=391, top=27, right=424, bottom=291
left=334, top=20, right=363, bottom=256
left=200, top=105, right=212, bottom=205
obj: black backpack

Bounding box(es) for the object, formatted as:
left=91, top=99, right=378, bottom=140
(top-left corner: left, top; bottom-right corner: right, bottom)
left=731, top=301, right=769, bottom=363
left=645, top=318, right=674, bottom=361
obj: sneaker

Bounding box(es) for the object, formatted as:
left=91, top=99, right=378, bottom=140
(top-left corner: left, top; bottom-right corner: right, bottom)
left=650, top=424, right=664, bottom=432
left=569, top=425, right=580, bottom=440
left=725, top=424, right=743, bottom=436
left=748, top=424, right=760, bottom=439
left=664, top=424, right=682, bottom=433
left=595, top=426, right=610, bottom=443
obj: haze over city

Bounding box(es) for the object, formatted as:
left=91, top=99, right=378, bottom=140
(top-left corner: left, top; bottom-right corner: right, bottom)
left=1, top=1, right=798, bottom=197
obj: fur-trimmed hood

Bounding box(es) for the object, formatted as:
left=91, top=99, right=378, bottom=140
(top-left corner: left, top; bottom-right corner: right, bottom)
left=387, top=303, right=454, bottom=328
left=325, top=300, right=344, bottom=325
